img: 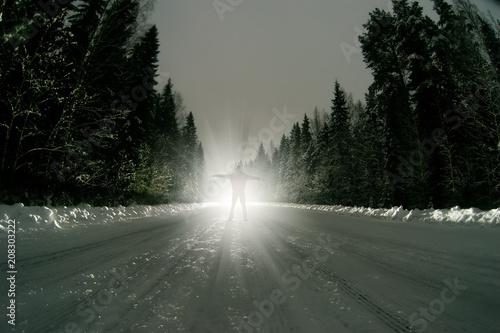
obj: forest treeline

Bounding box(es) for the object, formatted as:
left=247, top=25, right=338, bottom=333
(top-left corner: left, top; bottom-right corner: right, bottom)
left=0, top=0, right=205, bottom=205
left=1, top=0, right=499, bottom=209
left=246, top=0, right=500, bottom=210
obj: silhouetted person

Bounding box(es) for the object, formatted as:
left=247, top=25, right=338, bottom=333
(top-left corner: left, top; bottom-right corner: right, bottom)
left=213, top=165, right=263, bottom=221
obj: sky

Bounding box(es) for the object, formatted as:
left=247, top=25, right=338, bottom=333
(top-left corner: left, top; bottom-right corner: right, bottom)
left=147, top=0, right=499, bottom=174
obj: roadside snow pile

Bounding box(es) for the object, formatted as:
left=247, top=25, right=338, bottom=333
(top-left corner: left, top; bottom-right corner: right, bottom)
left=0, top=202, right=211, bottom=233
left=262, top=203, right=499, bottom=226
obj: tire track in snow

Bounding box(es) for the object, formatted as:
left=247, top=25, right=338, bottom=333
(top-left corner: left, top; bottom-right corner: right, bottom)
left=259, top=217, right=415, bottom=333
left=283, top=240, right=415, bottom=333
left=22, top=252, right=153, bottom=333
left=179, top=217, right=242, bottom=332
left=15, top=219, right=185, bottom=266
left=16, top=216, right=197, bottom=333
left=263, top=217, right=467, bottom=333
left=107, top=217, right=225, bottom=332
left=227, top=217, right=357, bottom=332
left=321, top=236, right=471, bottom=332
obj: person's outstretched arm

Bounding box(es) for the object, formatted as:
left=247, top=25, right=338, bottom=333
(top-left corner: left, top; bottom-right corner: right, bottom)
left=243, top=173, right=264, bottom=181
left=212, top=174, right=230, bottom=179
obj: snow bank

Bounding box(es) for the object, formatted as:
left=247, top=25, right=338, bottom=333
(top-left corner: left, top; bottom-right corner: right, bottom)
left=260, top=203, right=499, bottom=226
left=0, top=202, right=212, bottom=233
left=1, top=201, right=498, bottom=234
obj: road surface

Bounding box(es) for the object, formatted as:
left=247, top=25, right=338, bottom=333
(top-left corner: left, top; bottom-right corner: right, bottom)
left=3, top=204, right=500, bottom=332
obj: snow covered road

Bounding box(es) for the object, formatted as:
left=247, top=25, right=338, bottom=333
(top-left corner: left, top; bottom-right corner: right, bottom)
left=3, top=204, right=500, bottom=333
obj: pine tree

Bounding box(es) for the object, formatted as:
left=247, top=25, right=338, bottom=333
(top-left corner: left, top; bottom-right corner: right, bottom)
left=179, top=112, right=201, bottom=201
left=330, top=80, right=350, bottom=143
left=301, top=114, right=312, bottom=150
left=196, top=142, right=206, bottom=201
left=448, top=0, right=500, bottom=208
left=152, top=79, right=180, bottom=199
left=359, top=1, right=437, bottom=208
left=353, top=88, right=389, bottom=207
left=301, top=114, right=315, bottom=175
left=269, top=144, right=280, bottom=199
left=114, top=24, right=160, bottom=201
left=327, top=80, right=353, bottom=204
left=310, top=107, right=324, bottom=140
left=157, top=79, right=180, bottom=139
left=254, top=143, right=271, bottom=174
left=275, top=134, right=290, bottom=201
left=308, top=122, right=331, bottom=203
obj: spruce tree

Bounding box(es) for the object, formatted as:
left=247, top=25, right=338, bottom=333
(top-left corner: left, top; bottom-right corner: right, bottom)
left=328, top=80, right=352, bottom=204
left=179, top=112, right=201, bottom=201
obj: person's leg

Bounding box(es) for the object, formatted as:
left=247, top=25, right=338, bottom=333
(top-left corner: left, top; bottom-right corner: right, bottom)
left=240, top=191, right=247, bottom=220
left=228, top=192, right=237, bottom=220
